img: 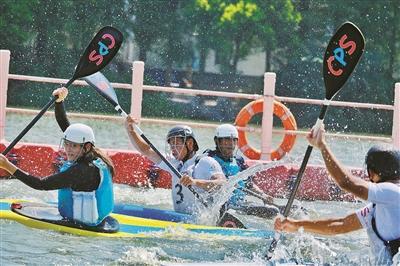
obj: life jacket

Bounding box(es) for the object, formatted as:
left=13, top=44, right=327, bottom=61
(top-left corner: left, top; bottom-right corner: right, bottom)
left=372, top=203, right=400, bottom=258
left=202, top=149, right=248, bottom=206
left=202, top=149, right=247, bottom=176
left=58, top=158, right=114, bottom=226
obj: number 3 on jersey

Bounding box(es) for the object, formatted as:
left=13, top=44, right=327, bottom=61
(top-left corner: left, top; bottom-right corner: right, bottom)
left=175, top=184, right=184, bottom=204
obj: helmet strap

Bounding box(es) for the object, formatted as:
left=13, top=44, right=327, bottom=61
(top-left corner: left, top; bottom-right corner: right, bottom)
left=182, top=139, right=195, bottom=162
left=166, top=136, right=193, bottom=162
left=66, top=144, right=85, bottom=164
left=215, top=137, right=236, bottom=161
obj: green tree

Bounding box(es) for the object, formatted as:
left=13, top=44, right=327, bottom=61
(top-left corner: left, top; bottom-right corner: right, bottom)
left=194, top=0, right=301, bottom=74
left=185, top=0, right=221, bottom=73
left=130, top=0, right=193, bottom=84
left=128, top=1, right=169, bottom=62
left=0, top=0, right=37, bottom=73
left=254, top=0, right=301, bottom=72
left=194, top=0, right=262, bottom=74
left=29, top=0, right=129, bottom=77
left=30, top=0, right=73, bottom=77
left=158, top=0, right=193, bottom=84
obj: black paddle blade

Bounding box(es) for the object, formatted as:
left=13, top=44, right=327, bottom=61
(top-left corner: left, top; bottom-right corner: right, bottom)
left=323, top=22, right=365, bottom=100
left=73, top=26, right=123, bottom=80
left=84, top=71, right=119, bottom=107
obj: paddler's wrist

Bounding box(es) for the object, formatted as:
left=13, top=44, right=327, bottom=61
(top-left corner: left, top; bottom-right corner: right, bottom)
left=319, top=141, right=329, bottom=153
left=291, top=220, right=303, bottom=231
left=192, top=179, right=199, bottom=187
left=124, top=122, right=135, bottom=133
left=5, top=162, right=18, bottom=175
left=128, top=125, right=136, bottom=133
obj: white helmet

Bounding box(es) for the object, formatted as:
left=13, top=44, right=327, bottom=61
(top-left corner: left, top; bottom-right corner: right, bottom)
left=63, top=123, right=95, bottom=144
left=215, top=124, right=238, bottom=139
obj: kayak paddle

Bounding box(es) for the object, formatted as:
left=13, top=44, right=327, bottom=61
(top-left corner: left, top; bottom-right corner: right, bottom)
left=265, top=21, right=365, bottom=260
left=84, top=71, right=210, bottom=208
left=3, top=26, right=123, bottom=155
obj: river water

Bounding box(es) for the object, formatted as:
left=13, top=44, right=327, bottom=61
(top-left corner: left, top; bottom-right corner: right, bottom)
left=1, top=113, right=397, bottom=265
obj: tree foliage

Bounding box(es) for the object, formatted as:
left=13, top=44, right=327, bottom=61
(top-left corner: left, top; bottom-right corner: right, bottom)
left=0, top=0, right=399, bottom=134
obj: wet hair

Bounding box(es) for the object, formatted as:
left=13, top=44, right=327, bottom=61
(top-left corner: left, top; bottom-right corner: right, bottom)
left=365, top=145, right=400, bottom=182
left=79, top=144, right=115, bottom=178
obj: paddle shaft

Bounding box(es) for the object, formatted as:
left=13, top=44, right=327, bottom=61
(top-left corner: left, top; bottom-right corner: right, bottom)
left=85, top=72, right=246, bottom=226
left=240, top=187, right=284, bottom=210
left=266, top=104, right=328, bottom=258
left=84, top=72, right=210, bottom=208
left=114, top=105, right=209, bottom=208
left=3, top=26, right=123, bottom=156
left=283, top=104, right=327, bottom=215
left=2, top=79, right=75, bottom=156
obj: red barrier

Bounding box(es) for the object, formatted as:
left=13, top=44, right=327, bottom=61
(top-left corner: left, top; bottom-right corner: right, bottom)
left=0, top=143, right=10, bottom=177
left=148, top=166, right=172, bottom=189
left=0, top=143, right=56, bottom=177
left=0, top=142, right=367, bottom=202
left=253, top=164, right=365, bottom=201
left=110, top=151, right=153, bottom=187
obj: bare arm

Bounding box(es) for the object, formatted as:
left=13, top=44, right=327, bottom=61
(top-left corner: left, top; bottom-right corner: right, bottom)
left=307, top=125, right=369, bottom=200
left=319, top=143, right=369, bottom=200
left=125, top=115, right=161, bottom=163
left=274, top=212, right=362, bottom=235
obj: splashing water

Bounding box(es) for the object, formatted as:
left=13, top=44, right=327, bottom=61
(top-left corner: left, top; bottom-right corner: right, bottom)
left=2, top=113, right=396, bottom=264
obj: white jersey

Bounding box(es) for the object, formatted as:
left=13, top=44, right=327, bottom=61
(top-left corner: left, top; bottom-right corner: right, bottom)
left=356, top=182, right=400, bottom=264
left=158, top=155, right=223, bottom=215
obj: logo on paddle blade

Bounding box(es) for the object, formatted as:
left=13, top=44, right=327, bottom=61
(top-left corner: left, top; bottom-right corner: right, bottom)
left=88, top=33, right=117, bottom=66
left=73, top=26, right=123, bottom=80
left=326, top=34, right=356, bottom=77
left=323, top=22, right=365, bottom=100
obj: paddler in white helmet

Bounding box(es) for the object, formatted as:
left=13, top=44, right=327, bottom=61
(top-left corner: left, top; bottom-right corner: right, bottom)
left=0, top=87, right=115, bottom=227
left=125, top=116, right=226, bottom=216
left=274, top=123, right=400, bottom=265
left=204, top=124, right=279, bottom=218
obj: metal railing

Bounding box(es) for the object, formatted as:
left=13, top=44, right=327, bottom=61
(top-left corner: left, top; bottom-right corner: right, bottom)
left=1, top=50, right=399, bottom=159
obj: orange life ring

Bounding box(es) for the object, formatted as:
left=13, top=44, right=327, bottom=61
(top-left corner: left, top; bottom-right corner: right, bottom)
left=234, top=99, right=297, bottom=160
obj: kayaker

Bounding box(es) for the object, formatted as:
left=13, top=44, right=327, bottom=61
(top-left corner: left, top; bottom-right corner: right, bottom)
left=125, top=116, right=226, bottom=215
left=204, top=124, right=279, bottom=219
left=0, top=87, right=115, bottom=227
left=274, top=123, right=400, bottom=264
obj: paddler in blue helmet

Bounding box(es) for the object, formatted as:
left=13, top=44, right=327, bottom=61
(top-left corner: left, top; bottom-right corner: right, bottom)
left=274, top=123, right=400, bottom=264
left=204, top=124, right=279, bottom=218
left=125, top=116, right=226, bottom=216
left=0, top=87, right=115, bottom=226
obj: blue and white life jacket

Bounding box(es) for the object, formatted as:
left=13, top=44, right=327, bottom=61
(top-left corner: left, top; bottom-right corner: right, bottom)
left=58, top=158, right=114, bottom=226
left=203, top=150, right=248, bottom=206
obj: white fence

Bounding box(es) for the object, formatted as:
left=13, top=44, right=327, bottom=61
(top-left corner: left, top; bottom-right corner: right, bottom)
left=1, top=49, right=399, bottom=159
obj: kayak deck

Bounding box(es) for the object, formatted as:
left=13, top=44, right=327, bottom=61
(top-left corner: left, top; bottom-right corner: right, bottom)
left=0, top=199, right=274, bottom=239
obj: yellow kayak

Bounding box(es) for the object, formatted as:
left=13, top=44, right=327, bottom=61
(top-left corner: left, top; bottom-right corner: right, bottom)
left=0, top=199, right=273, bottom=239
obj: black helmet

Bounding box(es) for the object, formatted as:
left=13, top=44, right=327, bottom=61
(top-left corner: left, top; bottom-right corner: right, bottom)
left=166, top=125, right=199, bottom=151
left=365, top=145, right=400, bottom=182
